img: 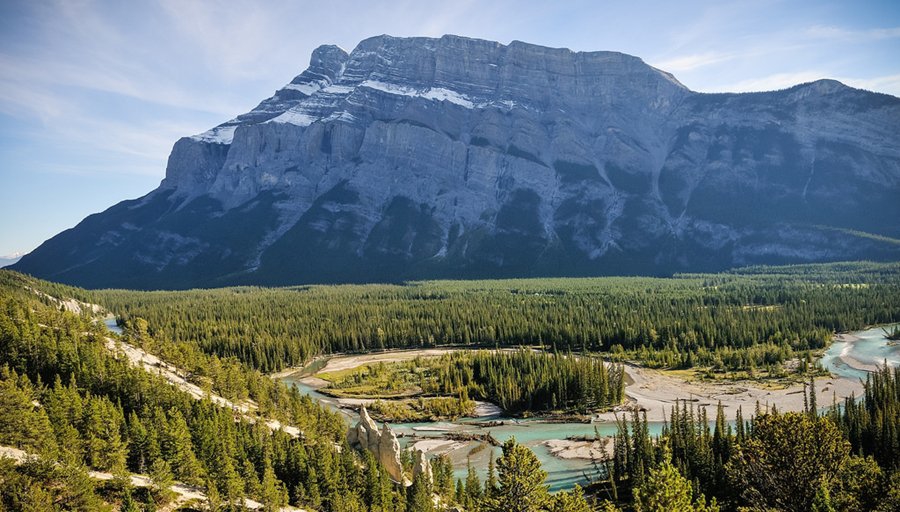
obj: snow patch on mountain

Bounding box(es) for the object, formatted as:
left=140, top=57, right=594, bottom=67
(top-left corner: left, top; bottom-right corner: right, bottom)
left=360, top=80, right=476, bottom=108
left=191, top=125, right=237, bottom=144
left=268, top=110, right=318, bottom=127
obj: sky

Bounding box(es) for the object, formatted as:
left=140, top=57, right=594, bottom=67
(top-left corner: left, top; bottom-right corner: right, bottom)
left=1, top=0, right=899, bottom=258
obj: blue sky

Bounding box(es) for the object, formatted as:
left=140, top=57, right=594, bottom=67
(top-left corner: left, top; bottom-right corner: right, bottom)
left=1, top=0, right=899, bottom=258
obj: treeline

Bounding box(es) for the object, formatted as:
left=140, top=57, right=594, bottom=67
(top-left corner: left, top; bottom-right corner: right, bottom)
left=69, top=261, right=900, bottom=373
left=593, top=367, right=900, bottom=511
left=0, top=272, right=412, bottom=510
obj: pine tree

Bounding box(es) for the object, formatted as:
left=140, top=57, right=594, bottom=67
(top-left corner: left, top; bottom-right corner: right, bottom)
left=486, top=453, right=497, bottom=498
left=56, top=462, right=107, bottom=511
left=206, top=478, right=223, bottom=511
left=149, top=457, right=176, bottom=506
left=120, top=487, right=142, bottom=512
left=126, top=411, right=150, bottom=473
left=726, top=412, right=848, bottom=512
left=0, top=371, right=58, bottom=457
left=242, top=459, right=262, bottom=498
left=431, top=453, right=454, bottom=499
left=809, top=375, right=818, bottom=418
left=163, top=408, right=204, bottom=485
left=82, top=397, right=127, bottom=473
left=812, top=483, right=836, bottom=512
left=407, top=472, right=434, bottom=512
left=465, top=459, right=483, bottom=507
left=548, top=484, right=593, bottom=512
left=491, top=438, right=548, bottom=512
left=261, top=457, right=287, bottom=511
left=632, top=454, right=718, bottom=512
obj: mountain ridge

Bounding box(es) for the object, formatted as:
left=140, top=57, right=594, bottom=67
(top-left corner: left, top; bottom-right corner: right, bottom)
left=13, top=34, right=900, bottom=289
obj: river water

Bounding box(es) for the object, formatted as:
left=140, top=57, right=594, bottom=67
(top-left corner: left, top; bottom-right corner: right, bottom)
left=104, top=316, right=123, bottom=335
left=278, top=325, right=899, bottom=491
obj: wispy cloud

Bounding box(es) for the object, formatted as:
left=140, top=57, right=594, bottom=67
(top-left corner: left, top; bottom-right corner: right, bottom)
left=839, top=74, right=900, bottom=97
left=804, top=24, right=900, bottom=41
left=651, top=52, right=735, bottom=72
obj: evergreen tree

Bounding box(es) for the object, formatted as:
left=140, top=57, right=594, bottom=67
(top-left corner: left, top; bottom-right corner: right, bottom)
left=149, top=458, right=176, bottom=506
left=261, top=457, right=287, bottom=511
left=0, top=370, right=58, bottom=457
left=206, top=477, right=223, bottom=511
left=407, top=472, right=433, bottom=512
left=465, top=459, right=483, bottom=507
left=548, top=484, right=593, bottom=512
left=491, top=438, right=548, bottom=512
left=811, top=483, right=836, bottom=512
left=485, top=453, right=497, bottom=498
left=726, top=412, right=848, bottom=512
left=126, top=411, right=151, bottom=473
left=162, top=408, right=204, bottom=485
left=242, top=459, right=262, bottom=498
left=632, top=455, right=719, bottom=512
left=82, top=396, right=127, bottom=473
left=121, top=487, right=141, bottom=512
left=431, top=453, right=454, bottom=499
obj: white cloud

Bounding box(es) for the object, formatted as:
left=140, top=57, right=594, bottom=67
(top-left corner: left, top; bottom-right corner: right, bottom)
left=804, top=24, right=900, bottom=41
left=651, top=52, right=735, bottom=72
left=838, top=74, right=900, bottom=97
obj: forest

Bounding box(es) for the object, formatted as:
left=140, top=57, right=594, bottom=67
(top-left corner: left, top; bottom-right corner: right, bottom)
left=2, top=262, right=900, bottom=510
left=80, top=262, right=900, bottom=376
left=0, top=270, right=593, bottom=511
left=0, top=270, right=364, bottom=510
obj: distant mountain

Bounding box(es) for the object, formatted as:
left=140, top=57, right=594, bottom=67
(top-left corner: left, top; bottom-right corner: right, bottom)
left=0, top=254, right=22, bottom=268
left=12, top=35, right=900, bottom=289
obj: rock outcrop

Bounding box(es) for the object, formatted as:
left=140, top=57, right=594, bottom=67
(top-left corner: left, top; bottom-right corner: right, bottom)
left=377, top=423, right=403, bottom=482
left=13, top=35, right=900, bottom=289
left=412, top=448, right=433, bottom=485
left=347, top=407, right=404, bottom=482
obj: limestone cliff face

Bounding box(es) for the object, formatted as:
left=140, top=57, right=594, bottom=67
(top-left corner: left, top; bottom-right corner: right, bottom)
left=412, top=448, right=433, bottom=485
left=346, top=407, right=404, bottom=482
left=14, top=35, right=900, bottom=289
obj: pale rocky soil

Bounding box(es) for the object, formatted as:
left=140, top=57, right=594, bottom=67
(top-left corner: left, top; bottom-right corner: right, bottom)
left=542, top=438, right=613, bottom=460
left=289, top=344, right=869, bottom=464
left=301, top=347, right=864, bottom=424
left=594, top=361, right=864, bottom=423
left=103, top=335, right=301, bottom=438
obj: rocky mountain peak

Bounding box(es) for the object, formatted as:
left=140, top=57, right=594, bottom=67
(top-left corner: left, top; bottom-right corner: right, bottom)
left=11, top=35, right=900, bottom=289
left=308, top=44, right=349, bottom=79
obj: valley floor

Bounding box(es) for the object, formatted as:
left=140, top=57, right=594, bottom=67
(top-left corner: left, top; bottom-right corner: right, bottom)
left=283, top=345, right=866, bottom=424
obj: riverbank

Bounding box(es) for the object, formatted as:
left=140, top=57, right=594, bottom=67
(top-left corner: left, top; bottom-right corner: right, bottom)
left=293, top=372, right=504, bottom=420
left=294, top=346, right=867, bottom=424
left=594, top=360, right=865, bottom=423
left=277, top=327, right=898, bottom=492
left=833, top=332, right=889, bottom=372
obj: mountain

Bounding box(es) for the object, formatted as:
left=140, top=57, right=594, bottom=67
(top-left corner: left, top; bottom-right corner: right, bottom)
left=12, top=35, right=900, bottom=289
left=0, top=253, right=22, bottom=268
